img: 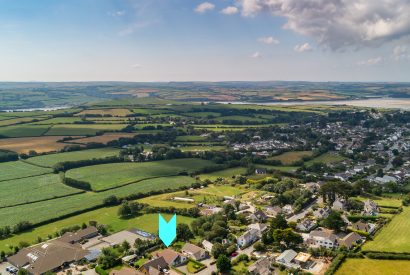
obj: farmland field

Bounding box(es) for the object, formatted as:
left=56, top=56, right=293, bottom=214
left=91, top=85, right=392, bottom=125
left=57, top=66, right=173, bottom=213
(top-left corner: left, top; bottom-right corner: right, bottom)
left=0, top=210, right=194, bottom=253
left=0, top=176, right=195, bottom=228
left=198, top=167, right=247, bottom=180
left=45, top=124, right=126, bottom=136
left=30, top=117, right=84, bottom=124
left=75, top=108, right=132, bottom=117
left=69, top=132, right=136, bottom=144
left=270, top=151, right=313, bottom=165
left=336, top=259, right=410, bottom=275
left=306, top=152, right=346, bottom=166
left=65, top=158, right=214, bottom=191
left=362, top=206, right=410, bottom=253
left=175, top=135, right=208, bottom=142
left=0, top=161, right=52, bottom=181
left=0, top=125, right=50, bottom=137
left=26, top=147, right=120, bottom=167
left=0, top=136, right=76, bottom=154
left=0, top=117, right=48, bottom=127
left=0, top=174, right=82, bottom=207
left=355, top=196, right=402, bottom=208
left=178, top=145, right=226, bottom=152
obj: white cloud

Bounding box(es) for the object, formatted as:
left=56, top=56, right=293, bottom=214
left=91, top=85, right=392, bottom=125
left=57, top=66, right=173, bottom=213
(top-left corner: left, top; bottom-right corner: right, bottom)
left=357, top=57, right=383, bottom=66
left=221, top=6, right=239, bottom=15
left=132, top=64, right=142, bottom=68
left=195, top=2, right=215, bottom=14
left=294, top=43, right=313, bottom=52
left=258, top=36, right=279, bottom=45
left=109, top=10, right=125, bottom=17
left=239, top=0, right=410, bottom=50
left=251, top=51, right=262, bottom=58
left=393, top=45, right=410, bottom=60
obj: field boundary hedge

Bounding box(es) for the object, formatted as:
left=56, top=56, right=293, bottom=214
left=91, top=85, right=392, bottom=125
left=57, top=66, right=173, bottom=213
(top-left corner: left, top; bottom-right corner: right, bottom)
left=0, top=172, right=53, bottom=183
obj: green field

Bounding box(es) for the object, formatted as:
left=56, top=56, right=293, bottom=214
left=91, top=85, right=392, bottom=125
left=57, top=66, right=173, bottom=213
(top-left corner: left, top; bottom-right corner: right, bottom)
left=0, top=176, right=195, bottom=228
left=0, top=161, right=52, bottom=181
left=306, top=152, right=346, bottom=166
left=0, top=125, right=50, bottom=137
left=66, top=158, right=214, bottom=191
left=175, top=135, right=208, bottom=142
left=0, top=174, right=82, bottom=207
left=362, top=206, right=410, bottom=253
left=336, top=259, right=410, bottom=275
left=198, top=167, right=247, bottom=180
left=178, top=145, right=226, bottom=152
left=26, top=148, right=120, bottom=167
left=45, top=124, right=126, bottom=136
left=30, top=117, right=84, bottom=125
left=270, top=151, right=313, bottom=165
left=0, top=208, right=194, bottom=253
left=355, top=196, right=402, bottom=208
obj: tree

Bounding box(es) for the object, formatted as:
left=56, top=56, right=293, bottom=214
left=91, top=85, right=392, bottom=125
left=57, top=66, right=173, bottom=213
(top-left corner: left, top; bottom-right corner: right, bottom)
left=253, top=242, right=266, bottom=252
left=321, top=211, right=345, bottom=231
left=17, top=269, right=29, bottom=275
left=271, top=214, right=288, bottom=230
left=272, top=228, right=303, bottom=249
left=211, top=243, right=226, bottom=259
left=121, top=240, right=131, bottom=252
left=117, top=201, right=132, bottom=218
left=216, top=255, right=231, bottom=273
left=176, top=223, right=194, bottom=241
left=98, top=247, right=121, bottom=269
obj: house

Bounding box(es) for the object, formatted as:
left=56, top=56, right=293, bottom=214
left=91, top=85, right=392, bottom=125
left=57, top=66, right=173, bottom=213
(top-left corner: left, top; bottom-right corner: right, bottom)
left=249, top=210, right=268, bottom=223
left=352, top=220, right=376, bottom=234
left=293, top=252, right=312, bottom=269
left=248, top=257, right=272, bottom=275
left=332, top=199, right=347, bottom=211
left=276, top=249, right=300, bottom=269
left=296, top=219, right=316, bottom=232
left=313, top=207, right=331, bottom=219
left=154, top=249, right=187, bottom=266
left=8, top=240, right=88, bottom=275
left=59, top=226, right=99, bottom=244
left=305, top=182, right=320, bottom=193
left=248, top=223, right=268, bottom=236
left=375, top=175, right=397, bottom=184
left=264, top=206, right=282, bottom=218
left=139, top=257, right=168, bottom=275
left=181, top=243, right=209, bottom=261
left=202, top=240, right=213, bottom=253
left=305, top=229, right=339, bottom=249
left=237, top=229, right=260, bottom=248
left=362, top=200, right=379, bottom=216
left=255, top=168, right=267, bottom=175
left=339, top=232, right=363, bottom=249
left=282, top=205, right=294, bottom=216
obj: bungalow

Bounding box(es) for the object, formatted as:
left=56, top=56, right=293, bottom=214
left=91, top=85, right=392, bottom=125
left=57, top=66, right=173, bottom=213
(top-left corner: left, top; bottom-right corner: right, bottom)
left=276, top=249, right=300, bottom=269
left=339, top=232, right=363, bottom=249
left=181, top=243, right=209, bottom=261
left=362, top=200, right=379, bottom=216
left=296, top=219, right=316, bottom=232
left=332, top=199, right=347, bottom=211
left=202, top=240, right=213, bottom=253
left=248, top=223, right=268, bottom=237
left=154, top=249, right=187, bottom=266
left=59, top=226, right=99, bottom=244
left=305, top=229, right=339, bottom=249
left=282, top=205, right=294, bottom=216
left=375, top=175, right=397, bottom=184
left=255, top=168, right=267, bottom=175
left=313, top=207, right=331, bottom=219
left=352, top=220, right=376, bottom=234
left=237, top=229, right=260, bottom=248
left=293, top=252, right=312, bottom=269
left=139, top=257, right=168, bottom=275
left=264, top=206, right=282, bottom=218
left=249, top=210, right=268, bottom=223
left=248, top=257, right=272, bottom=275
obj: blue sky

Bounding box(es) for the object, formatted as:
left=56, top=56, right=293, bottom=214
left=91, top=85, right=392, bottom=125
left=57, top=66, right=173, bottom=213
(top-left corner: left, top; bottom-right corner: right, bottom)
left=0, top=0, right=409, bottom=82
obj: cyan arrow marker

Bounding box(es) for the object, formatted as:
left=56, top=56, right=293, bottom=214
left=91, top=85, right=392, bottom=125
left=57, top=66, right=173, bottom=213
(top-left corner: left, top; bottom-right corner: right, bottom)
left=158, top=214, right=176, bottom=247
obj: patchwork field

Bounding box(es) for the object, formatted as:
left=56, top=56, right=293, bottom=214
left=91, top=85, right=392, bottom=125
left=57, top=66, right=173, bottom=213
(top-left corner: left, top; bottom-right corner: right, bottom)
left=0, top=210, right=194, bottom=253
left=0, top=136, right=75, bottom=154
left=69, top=132, right=136, bottom=144
left=0, top=125, right=50, bottom=137
left=0, top=161, right=52, bottom=181
left=0, top=117, right=48, bottom=127
left=65, top=158, right=214, bottom=191
left=0, top=176, right=195, bottom=228
left=270, top=151, right=313, bottom=165
left=362, top=206, right=410, bottom=253
left=26, top=148, right=120, bottom=167
left=336, top=259, right=410, bottom=275
left=306, top=152, right=346, bottom=166
left=0, top=174, right=82, bottom=208
left=45, top=124, right=126, bottom=136
left=75, top=108, right=132, bottom=117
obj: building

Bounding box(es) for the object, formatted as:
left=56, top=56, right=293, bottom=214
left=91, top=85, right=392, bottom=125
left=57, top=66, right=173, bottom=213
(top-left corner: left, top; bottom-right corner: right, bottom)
left=202, top=240, right=213, bottom=253
left=8, top=240, right=88, bottom=275
left=375, top=175, right=398, bottom=184
left=237, top=229, right=260, bottom=248
left=293, top=252, right=312, bottom=269
left=276, top=249, right=300, bottom=269
left=101, top=230, right=146, bottom=247
left=255, top=168, right=267, bottom=174
left=109, top=267, right=141, bottom=275
left=332, top=199, right=347, bottom=211
left=248, top=223, right=268, bottom=237
left=249, top=210, right=268, bottom=223
left=352, top=220, right=376, bottom=234
left=362, top=200, right=379, bottom=216
left=181, top=243, right=209, bottom=261
left=264, top=206, right=282, bottom=218
left=339, top=232, right=363, bottom=249
left=305, top=229, right=339, bottom=249
left=248, top=257, right=272, bottom=275
left=296, top=219, right=316, bottom=232
left=154, top=249, right=187, bottom=266
left=314, top=207, right=331, bottom=219
left=59, top=226, right=99, bottom=244
left=139, top=257, right=168, bottom=275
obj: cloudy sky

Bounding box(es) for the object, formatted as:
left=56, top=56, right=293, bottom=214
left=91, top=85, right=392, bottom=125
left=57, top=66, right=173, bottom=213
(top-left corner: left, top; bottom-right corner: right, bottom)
left=0, top=0, right=409, bottom=82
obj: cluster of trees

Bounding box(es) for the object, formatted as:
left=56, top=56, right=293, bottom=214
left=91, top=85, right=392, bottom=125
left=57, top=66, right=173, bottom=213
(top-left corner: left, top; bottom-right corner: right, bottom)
left=146, top=206, right=201, bottom=218
left=0, top=149, right=18, bottom=162
left=262, top=214, right=303, bottom=250
left=61, top=174, right=91, bottom=191
left=191, top=215, right=230, bottom=243
left=117, top=201, right=144, bottom=218
left=0, top=221, right=33, bottom=240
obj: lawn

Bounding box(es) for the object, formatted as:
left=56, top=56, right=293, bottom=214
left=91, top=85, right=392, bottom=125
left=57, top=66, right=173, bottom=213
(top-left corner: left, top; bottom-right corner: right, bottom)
left=45, top=124, right=126, bottom=136
left=26, top=148, right=120, bottom=167
left=336, top=259, right=410, bottom=275
left=0, top=136, right=73, bottom=154
left=0, top=174, right=82, bottom=207
left=306, top=152, right=345, bottom=166
left=354, top=196, right=402, bottom=208
left=0, top=176, right=195, bottom=228
left=0, top=208, right=194, bottom=253
left=362, top=206, right=410, bottom=253
left=186, top=259, right=206, bottom=273
left=66, top=158, right=214, bottom=191
left=0, top=161, right=52, bottom=181
left=0, top=125, right=50, bottom=137
left=270, top=151, right=313, bottom=165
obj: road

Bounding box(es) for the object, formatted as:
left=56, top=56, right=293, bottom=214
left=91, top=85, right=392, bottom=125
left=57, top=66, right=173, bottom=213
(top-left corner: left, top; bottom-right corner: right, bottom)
left=287, top=197, right=320, bottom=223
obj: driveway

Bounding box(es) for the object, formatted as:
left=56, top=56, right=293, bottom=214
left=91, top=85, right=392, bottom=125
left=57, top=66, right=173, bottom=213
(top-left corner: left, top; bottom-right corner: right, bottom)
left=0, top=262, right=15, bottom=275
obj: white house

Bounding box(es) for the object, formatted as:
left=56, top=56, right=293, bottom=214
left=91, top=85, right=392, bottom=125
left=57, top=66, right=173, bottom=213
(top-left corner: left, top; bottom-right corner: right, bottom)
left=237, top=229, right=260, bottom=248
